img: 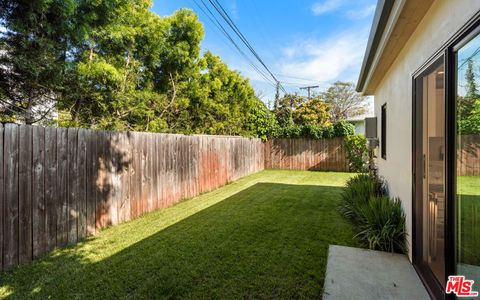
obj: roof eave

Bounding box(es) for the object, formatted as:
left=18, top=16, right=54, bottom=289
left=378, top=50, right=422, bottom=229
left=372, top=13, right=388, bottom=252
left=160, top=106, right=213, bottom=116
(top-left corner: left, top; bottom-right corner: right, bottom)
left=356, top=0, right=396, bottom=94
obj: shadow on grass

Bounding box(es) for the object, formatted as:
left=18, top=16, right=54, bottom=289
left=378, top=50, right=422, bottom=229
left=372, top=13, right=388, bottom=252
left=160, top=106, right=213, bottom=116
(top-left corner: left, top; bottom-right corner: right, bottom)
left=0, top=183, right=358, bottom=299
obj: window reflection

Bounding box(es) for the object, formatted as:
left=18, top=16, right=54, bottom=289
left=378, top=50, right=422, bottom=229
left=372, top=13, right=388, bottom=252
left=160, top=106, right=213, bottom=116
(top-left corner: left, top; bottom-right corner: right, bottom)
left=456, top=31, right=480, bottom=294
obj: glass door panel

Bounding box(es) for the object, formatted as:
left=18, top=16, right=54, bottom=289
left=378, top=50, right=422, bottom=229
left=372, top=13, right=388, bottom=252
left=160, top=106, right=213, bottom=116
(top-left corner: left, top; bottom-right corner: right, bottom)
left=421, top=62, right=446, bottom=286
left=456, top=31, right=480, bottom=296
left=414, top=57, right=446, bottom=296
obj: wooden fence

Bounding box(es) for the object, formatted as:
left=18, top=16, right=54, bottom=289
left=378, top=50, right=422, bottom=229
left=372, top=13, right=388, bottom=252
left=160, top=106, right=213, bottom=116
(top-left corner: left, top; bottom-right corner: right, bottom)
left=0, top=123, right=264, bottom=270
left=264, top=137, right=349, bottom=172
left=457, top=134, right=480, bottom=176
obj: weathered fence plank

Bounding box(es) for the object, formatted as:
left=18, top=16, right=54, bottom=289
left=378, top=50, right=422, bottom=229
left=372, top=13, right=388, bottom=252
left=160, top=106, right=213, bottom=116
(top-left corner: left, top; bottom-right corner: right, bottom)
left=264, top=138, right=349, bottom=172
left=4, top=124, right=19, bottom=268
left=77, top=129, right=88, bottom=240
left=32, top=126, right=45, bottom=257
left=1, top=124, right=266, bottom=270
left=86, top=129, right=97, bottom=236
left=45, top=127, right=57, bottom=251
left=56, top=128, right=68, bottom=247
left=0, top=124, right=3, bottom=270
left=67, top=128, right=78, bottom=244
left=18, top=125, right=32, bottom=264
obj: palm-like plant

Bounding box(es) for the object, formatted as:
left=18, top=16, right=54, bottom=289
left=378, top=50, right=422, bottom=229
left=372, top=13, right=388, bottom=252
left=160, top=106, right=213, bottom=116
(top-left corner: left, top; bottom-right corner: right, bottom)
left=339, top=174, right=407, bottom=254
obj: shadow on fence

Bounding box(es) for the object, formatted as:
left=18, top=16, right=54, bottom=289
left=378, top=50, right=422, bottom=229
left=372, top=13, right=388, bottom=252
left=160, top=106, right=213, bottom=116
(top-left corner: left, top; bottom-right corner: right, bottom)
left=0, top=124, right=264, bottom=271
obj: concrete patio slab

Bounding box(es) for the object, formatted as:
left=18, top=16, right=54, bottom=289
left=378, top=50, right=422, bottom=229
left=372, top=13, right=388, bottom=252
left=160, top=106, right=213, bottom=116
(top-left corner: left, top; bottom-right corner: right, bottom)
left=323, top=245, right=430, bottom=300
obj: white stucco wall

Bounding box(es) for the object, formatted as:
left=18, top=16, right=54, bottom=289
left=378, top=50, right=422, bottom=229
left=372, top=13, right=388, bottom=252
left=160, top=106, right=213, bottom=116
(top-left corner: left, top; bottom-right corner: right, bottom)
left=372, top=0, right=480, bottom=261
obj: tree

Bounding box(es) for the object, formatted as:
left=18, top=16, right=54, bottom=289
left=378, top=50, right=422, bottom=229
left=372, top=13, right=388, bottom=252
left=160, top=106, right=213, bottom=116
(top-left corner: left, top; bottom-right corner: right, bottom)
left=273, top=93, right=305, bottom=126
left=459, top=60, right=479, bottom=119
left=1, top=1, right=274, bottom=139
left=321, top=81, right=367, bottom=122
left=187, top=51, right=268, bottom=136
left=458, top=99, right=480, bottom=134
left=0, top=0, right=78, bottom=124
left=58, top=6, right=205, bottom=132
left=293, top=97, right=331, bottom=126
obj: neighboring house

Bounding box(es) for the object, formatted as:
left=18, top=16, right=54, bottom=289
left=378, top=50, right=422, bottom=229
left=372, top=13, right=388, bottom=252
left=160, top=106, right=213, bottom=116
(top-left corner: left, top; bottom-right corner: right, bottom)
left=346, top=112, right=374, bottom=135
left=357, top=1, right=480, bottom=299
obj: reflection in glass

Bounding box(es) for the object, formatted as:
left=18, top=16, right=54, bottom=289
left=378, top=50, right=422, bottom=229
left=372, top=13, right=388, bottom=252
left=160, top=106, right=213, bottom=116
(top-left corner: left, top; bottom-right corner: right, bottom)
left=456, top=31, right=480, bottom=296
left=421, top=63, right=445, bottom=285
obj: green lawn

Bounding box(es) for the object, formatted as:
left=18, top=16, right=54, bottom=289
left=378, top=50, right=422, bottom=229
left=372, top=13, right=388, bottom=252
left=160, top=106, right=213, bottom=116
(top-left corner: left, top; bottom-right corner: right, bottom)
left=458, top=176, right=480, bottom=266
left=0, top=170, right=358, bottom=299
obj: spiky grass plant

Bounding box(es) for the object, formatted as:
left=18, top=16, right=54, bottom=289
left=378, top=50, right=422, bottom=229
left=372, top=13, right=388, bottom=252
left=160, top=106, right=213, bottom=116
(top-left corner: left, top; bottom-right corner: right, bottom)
left=339, top=174, right=407, bottom=254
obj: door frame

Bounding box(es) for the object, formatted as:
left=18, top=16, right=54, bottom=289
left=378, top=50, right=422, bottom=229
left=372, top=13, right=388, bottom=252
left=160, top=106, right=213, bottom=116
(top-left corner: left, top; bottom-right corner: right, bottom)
left=412, top=55, right=448, bottom=300
left=411, top=11, right=480, bottom=300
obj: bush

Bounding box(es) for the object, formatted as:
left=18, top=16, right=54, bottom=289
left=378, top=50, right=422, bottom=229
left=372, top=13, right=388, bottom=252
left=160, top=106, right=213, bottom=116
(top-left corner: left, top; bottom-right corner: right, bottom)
left=333, top=121, right=355, bottom=137
left=339, top=174, right=407, bottom=254
left=355, top=196, right=407, bottom=254
left=272, top=121, right=353, bottom=140
left=339, top=174, right=386, bottom=223
left=345, top=135, right=368, bottom=172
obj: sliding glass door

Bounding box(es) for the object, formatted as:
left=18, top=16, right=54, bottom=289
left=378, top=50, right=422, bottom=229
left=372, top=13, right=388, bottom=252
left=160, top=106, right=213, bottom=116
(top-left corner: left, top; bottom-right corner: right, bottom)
left=455, top=29, right=480, bottom=299
left=414, top=57, right=446, bottom=297
left=413, top=18, right=480, bottom=300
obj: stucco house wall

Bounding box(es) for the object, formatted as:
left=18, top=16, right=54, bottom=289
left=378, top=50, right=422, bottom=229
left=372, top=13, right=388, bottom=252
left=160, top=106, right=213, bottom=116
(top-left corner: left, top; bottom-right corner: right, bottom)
left=372, top=0, right=480, bottom=261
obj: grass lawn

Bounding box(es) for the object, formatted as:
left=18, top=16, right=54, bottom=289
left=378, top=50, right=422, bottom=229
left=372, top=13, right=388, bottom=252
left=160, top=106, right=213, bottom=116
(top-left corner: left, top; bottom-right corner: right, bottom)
left=458, top=176, right=480, bottom=266
left=0, top=170, right=358, bottom=299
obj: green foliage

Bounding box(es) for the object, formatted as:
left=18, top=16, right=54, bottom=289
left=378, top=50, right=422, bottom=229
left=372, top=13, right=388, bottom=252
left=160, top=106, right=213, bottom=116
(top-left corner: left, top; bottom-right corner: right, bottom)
left=458, top=98, right=480, bottom=134
left=0, top=170, right=358, bottom=299
left=273, top=93, right=304, bottom=127
left=333, top=121, right=355, bottom=137
left=292, top=98, right=331, bottom=126
left=355, top=196, right=407, bottom=254
left=345, top=134, right=368, bottom=172
left=0, top=0, right=78, bottom=123
left=272, top=121, right=352, bottom=139
left=458, top=60, right=480, bottom=133
left=339, top=174, right=407, bottom=254
left=339, top=174, right=386, bottom=224
left=322, top=82, right=367, bottom=122
left=0, top=1, right=274, bottom=139
left=244, top=98, right=279, bottom=140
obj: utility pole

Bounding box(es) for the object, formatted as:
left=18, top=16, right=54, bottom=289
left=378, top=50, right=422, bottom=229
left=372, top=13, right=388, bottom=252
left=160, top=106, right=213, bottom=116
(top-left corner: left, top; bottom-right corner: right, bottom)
left=300, top=85, right=319, bottom=99
left=274, top=81, right=280, bottom=110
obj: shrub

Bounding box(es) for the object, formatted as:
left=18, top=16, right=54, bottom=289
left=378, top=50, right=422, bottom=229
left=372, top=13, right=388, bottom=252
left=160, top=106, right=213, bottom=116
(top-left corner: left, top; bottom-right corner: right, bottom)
left=333, top=121, right=355, bottom=137
left=355, top=196, right=407, bottom=254
left=345, top=134, right=368, bottom=172
left=339, top=174, right=407, bottom=254
left=272, top=121, right=352, bottom=140
left=339, top=174, right=386, bottom=224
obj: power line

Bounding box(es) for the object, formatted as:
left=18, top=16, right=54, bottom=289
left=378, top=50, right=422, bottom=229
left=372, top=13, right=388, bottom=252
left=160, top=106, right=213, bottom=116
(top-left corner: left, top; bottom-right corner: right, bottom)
left=206, top=0, right=286, bottom=93
left=275, top=74, right=320, bottom=84
left=300, top=85, right=320, bottom=99
left=458, top=46, right=480, bottom=70
left=193, top=0, right=277, bottom=88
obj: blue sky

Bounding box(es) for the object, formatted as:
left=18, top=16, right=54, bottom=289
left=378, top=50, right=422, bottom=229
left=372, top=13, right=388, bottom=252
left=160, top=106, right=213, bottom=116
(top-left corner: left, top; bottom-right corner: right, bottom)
left=152, top=0, right=377, bottom=106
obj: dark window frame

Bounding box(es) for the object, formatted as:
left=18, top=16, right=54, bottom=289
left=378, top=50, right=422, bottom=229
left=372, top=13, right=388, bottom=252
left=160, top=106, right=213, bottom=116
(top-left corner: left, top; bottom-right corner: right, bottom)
left=381, top=103, right=387, bottom=159
left=410, top=10, right=480, bottom=300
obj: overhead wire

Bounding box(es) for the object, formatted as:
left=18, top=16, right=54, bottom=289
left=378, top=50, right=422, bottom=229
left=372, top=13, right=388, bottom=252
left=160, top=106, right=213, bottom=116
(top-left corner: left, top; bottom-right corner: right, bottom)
left=207, top=0, right=287, bottom=93
left=193, top=0, right=277, bottom=88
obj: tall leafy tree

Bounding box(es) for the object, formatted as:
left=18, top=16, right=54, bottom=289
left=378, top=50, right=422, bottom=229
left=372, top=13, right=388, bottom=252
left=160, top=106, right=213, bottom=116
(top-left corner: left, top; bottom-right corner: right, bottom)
left=459, top=59, right=479, bottom=119
left=293, top=97, right=331, bottom=126
left=274, top=93, right=305, bottom=127
left=321, top=81, right=367, bottom=122
left=0, top=0, right=274, bottom=139
left=0, top=0, right=77, bottom=123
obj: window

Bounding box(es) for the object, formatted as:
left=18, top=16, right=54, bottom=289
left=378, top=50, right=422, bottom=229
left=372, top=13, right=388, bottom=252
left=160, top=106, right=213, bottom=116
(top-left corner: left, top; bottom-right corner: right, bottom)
left=381, top=103, right=387, bottom=159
